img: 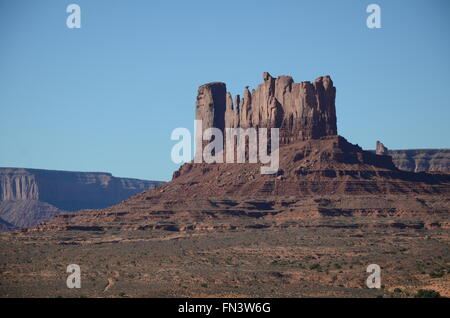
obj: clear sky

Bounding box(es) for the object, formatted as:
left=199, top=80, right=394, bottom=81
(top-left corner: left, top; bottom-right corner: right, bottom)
left=0, top=0, right=449, bottom=181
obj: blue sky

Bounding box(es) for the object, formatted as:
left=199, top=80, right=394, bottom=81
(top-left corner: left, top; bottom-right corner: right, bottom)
left=0, top=0, right=449, bottom=181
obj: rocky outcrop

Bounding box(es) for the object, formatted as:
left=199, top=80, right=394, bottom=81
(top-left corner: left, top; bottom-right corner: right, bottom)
left=376, top=141, right=388, bottom=155
left=0, top=168, right=163, bottom=229
left=196, top=72, right=337, bottom=144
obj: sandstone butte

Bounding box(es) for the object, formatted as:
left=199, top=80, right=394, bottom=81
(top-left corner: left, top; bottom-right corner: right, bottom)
left=30, top=72, right=450, bottom=232
left=196, top=72, right=337, bottom=143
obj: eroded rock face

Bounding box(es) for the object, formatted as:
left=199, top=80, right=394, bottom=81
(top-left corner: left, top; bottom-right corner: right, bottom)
left=196, top=82, right=227, bottom=133
left=376, top=141, right=389, bottom=156
left=196, top=72, right=337, bottom=144
left=388, top=149, right=450, bottom=173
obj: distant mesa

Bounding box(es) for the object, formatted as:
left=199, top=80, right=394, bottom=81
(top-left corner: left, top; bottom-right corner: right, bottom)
left=389, top=149, right=450, bottom=173
left=373, top=141, right=450, bottom=173
left=0, top=168, right=163, bottom=229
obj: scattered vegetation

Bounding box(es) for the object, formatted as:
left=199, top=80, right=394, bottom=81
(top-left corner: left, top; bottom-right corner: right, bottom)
left=309, top=263, right=321, bottom=271
left=414, top=289, right=441, bottom=298
left=429, top=269, right=445, bottom=278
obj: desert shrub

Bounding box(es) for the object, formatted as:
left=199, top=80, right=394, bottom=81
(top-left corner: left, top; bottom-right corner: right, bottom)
left=309, top=263, right=321, bottom=271
left=429, top=269, right=445, bottom=278
left=414, top=289, right=441, bottom=298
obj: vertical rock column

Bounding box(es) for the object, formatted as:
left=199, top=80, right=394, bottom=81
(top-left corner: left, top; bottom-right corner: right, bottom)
left=376, top=141, right=389, bottom=155
left=195, top=82, right=227, bottom=159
